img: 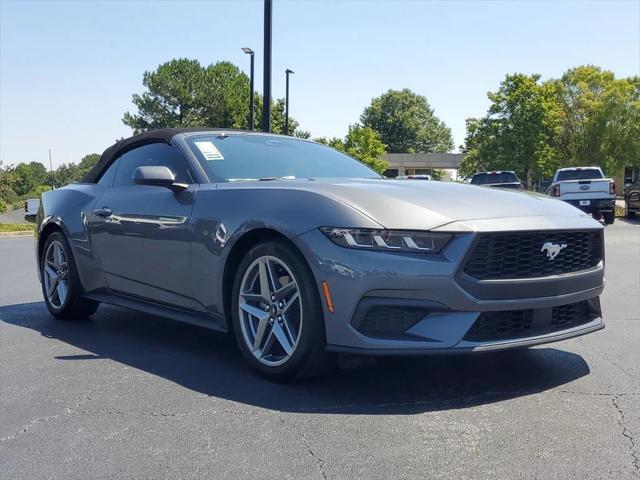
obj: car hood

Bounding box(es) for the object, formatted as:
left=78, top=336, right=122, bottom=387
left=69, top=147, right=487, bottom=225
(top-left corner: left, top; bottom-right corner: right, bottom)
left=252, top=178, right=592, bottom=230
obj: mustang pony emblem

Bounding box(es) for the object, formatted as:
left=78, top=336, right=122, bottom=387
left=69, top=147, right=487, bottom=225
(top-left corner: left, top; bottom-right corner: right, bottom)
left=541, top=242, right=567, bottom=260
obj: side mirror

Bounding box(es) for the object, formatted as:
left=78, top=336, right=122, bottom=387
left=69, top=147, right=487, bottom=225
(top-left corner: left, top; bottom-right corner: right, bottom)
left=132, top=166, right=188, bottom=192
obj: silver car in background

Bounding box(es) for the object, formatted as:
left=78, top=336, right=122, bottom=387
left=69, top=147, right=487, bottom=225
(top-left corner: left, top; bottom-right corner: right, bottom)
left=35, top=129, right=605, bottom=380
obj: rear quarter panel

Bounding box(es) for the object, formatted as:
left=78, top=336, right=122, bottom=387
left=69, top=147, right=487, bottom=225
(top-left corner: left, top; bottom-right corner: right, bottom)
left=36, top=184, right=105, bottom=291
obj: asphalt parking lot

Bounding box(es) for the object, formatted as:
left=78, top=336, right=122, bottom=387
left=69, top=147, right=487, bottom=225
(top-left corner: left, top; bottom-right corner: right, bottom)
left=1, top=220, right=638, bottom=480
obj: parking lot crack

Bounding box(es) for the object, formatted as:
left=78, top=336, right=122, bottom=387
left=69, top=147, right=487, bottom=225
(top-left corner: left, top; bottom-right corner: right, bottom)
left=1, top=379, right=128, bottom=443
left=612, top=395, right=640, bottom=476
left=558, top=390, right=640, bottom=397
left=278, top=416, right=327, bottom=480
left=0, top=413, right=64, bottom=442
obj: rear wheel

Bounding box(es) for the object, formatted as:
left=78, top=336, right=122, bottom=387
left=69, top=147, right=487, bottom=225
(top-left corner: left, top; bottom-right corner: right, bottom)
left=41, top=231, right=99, bottom=319
left=231, top=239, right=330, bottom=381
left=626, top=199, right=636, bottom=219
left=602, top=211, right=615, bottom=225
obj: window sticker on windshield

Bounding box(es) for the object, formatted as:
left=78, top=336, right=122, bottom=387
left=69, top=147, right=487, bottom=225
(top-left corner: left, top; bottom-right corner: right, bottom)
left=194, top=141, right=224, bottom=160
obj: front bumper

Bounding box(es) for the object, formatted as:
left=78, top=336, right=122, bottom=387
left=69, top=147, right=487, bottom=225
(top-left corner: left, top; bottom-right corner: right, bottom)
left=294, top=226, right=604, bottom=354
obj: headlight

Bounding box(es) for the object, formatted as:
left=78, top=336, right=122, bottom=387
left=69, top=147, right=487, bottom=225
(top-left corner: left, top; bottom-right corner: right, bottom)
left=320, top=227, right=451, bottom=253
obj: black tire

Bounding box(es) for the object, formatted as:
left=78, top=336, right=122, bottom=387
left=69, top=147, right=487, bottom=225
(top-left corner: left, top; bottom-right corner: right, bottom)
left=40, top=231, right=99, bottom=320
left=626, top=200, right=636, bottom=219
left=231, top=239, right=331, bottom=381
left=602, top=211, right=615, bottom=225
left=592, top=211, right=602, bottom=221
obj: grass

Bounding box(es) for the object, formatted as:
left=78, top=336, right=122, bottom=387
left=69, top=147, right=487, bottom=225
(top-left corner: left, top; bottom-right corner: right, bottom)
left=0, top=223, right=34, bottom=232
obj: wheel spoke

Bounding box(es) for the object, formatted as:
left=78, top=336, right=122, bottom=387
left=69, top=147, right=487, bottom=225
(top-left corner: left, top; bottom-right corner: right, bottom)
left=275, top=281, right=296, bottom=301
left=54, top=243, right=64, bottom=268
left=272, top=321, right=293, bottom=355
left=56, top=281, right=68, bottom=305
left=258, top=329, right=275, bottom=359
left=253, top=316, right=271, bottom=351
left=48, top=276, right=59, bottom=297
left=241, top=292, right=267, bottom=304
left=282, top=291, right=300, bottom=314
left=45, top=264, right=57, bottom=282
left=240, top=302, right=269, bottom=322
left=258, top=258, right=275, bottom=299
left=280, top=316, right=296, bottom=346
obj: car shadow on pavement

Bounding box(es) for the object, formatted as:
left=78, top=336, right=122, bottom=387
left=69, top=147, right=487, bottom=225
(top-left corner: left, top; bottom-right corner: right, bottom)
left=0, top=301, right=592, bottom=415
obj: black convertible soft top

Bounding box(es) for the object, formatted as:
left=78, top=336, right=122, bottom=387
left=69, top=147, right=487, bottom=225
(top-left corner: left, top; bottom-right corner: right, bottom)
left=82, top=127, right=227, bottom=183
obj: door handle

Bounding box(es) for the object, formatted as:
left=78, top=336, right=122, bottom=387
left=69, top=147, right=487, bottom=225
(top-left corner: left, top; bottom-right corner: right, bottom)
left=93, top=207, right=112, bottom=218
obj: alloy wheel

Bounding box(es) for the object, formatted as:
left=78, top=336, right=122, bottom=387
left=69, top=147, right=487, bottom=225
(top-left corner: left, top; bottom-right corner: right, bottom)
left=43, top=240, right=69, bottom=309
left=238, top=255, right=303, bottom=367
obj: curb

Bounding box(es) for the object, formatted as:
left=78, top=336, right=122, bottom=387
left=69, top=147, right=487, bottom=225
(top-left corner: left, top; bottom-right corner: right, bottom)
left=0, top=231, right=34, bottom=238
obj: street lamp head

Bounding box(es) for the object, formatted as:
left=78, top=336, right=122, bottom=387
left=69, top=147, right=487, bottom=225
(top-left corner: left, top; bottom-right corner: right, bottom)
left=285, top=69, right=294, bottom=74
left=241, top=47, right=254, bottom=55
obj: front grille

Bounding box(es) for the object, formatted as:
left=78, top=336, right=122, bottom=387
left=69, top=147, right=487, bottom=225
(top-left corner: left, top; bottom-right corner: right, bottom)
left=463, top=230, right=602, bottom=280
left=463, top=301, right=597, bottom=342
left=353, top=305, right=427, bottom=339
left=551, top=301, right=590, bottom=328
left=464, top=309, right=533, bottom=341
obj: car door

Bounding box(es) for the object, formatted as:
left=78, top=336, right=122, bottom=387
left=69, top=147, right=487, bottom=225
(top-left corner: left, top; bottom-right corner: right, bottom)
left=89, top=142, right=199, bottom=310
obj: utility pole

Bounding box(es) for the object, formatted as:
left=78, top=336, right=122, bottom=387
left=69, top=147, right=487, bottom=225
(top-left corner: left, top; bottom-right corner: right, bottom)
left=262, top=0, right=272, bottom=132
left=284, top=69, right=294, bottom=135
left=241, top=48, right=255, bottom=130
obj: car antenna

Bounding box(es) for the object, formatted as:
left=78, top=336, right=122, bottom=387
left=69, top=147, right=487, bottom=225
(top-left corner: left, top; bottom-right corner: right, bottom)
left=48, top=149, right=55, bottom=190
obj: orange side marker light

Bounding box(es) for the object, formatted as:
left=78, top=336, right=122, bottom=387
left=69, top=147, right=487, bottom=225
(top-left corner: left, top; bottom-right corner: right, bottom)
left=321, top=281, right=334, bottom=314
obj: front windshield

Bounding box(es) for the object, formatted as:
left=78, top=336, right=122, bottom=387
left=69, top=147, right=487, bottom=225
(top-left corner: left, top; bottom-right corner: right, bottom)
left=185, top=134, right=382, bottom=182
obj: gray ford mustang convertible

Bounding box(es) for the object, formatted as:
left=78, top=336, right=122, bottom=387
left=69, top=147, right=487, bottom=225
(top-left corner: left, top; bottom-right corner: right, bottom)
left=35, top=128, right=605, bottom=380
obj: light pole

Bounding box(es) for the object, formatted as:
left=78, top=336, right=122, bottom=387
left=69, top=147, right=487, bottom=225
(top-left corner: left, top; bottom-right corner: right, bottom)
left=284, top=69, right=294, bottom=135
left=262, top=0, right=272, bottom=132
left=241, top=48, right=255, bottom=130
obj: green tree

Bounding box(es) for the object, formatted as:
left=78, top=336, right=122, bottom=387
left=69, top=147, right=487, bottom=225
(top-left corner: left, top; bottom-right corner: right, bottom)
left=123, top=59, right=248, bottom=132
left=123, top=58, right=303, bottom=136
left=554, top=66, right=640, bottom=173
left=460, top=74, right=561, bottom=186
left=361, top=88, right=453, bottom=153
left=13, top=163, right=39, bottom=196
left=77, top=153, right=100, bottom=179
left=255, top=97, right=300, bottom=135
left=342, top=124, right=388, bottom=173
left=48, top=154, right=100, bottom=187
left=314, top=125, right=388, bottom=173
left=0, top=161, right=19, bottom=207
left=52, top=163, right=83, bottom=187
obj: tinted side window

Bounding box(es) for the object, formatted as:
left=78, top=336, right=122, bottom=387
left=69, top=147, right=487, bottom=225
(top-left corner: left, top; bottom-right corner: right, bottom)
left=113, top=143, right=192, bottom=186
left=97, top=159, right=118, bottom=186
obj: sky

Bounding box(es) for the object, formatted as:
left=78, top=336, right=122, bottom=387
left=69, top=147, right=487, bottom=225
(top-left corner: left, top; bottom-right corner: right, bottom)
left=1, top=0, right=639, bottom=168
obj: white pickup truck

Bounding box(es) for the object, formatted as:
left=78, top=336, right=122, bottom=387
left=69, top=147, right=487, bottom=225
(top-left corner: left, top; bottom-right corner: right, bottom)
left=24, top=198, right=40, bottom=221
left=547, top=167, right=616, bottom=224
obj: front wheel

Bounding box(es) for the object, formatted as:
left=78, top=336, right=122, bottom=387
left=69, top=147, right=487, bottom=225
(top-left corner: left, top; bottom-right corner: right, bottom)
left=231, top=239, right=330, bottom=381
left=602, top=211, right=615, bottom=225
left=41, top=231, right=99, bottom=319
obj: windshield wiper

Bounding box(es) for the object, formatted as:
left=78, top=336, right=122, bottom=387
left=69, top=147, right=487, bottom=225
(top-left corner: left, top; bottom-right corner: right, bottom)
left=259, top=176, right=296, bottom=181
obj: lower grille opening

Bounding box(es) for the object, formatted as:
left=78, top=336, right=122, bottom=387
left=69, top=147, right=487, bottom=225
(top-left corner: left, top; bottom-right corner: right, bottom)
left=352, top=305, right=429, bottom=340
left=463, top=301, right=598, bottom=342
